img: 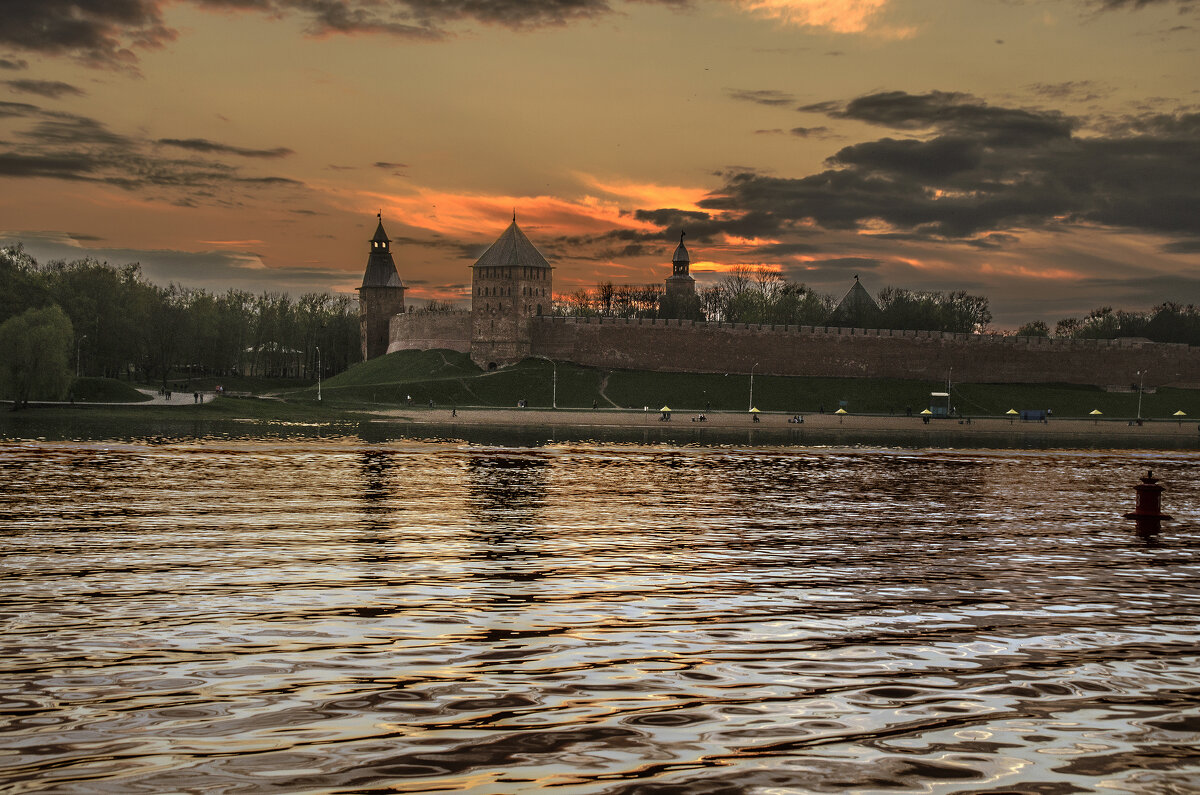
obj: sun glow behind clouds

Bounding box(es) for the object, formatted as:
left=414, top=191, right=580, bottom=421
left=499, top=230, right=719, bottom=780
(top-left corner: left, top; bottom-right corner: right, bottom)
left=359, top=177, right=707, bottom=240
left=735, top=0, right=906, bottom=35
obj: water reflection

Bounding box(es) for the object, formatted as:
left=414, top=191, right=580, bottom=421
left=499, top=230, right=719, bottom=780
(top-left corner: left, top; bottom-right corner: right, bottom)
left=0, top=441, right=1197, bottom=794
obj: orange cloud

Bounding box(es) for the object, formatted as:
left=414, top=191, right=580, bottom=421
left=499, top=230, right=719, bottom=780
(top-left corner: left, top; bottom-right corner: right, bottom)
left=735, top=0, right=911, bottom=36
left=574, top=175, right=709, bottom=212
left=980, top=262, right=1087, bottom=281
left=350, top=178, right=708, bottom=241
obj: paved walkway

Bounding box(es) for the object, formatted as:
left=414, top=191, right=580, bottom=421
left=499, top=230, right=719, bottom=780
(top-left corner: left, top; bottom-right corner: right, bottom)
left=134, top=388, right=215, bottom=405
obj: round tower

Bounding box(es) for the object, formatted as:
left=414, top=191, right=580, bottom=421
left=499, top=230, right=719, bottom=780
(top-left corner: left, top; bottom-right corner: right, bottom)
left=357, top=214, right=406, bottom=360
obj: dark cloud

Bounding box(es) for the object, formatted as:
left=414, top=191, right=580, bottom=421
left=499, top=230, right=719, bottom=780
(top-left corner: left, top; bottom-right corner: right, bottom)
left=633, top=208, right=711, bottom=228
left=2, top=79, right=85, bottom=99
left=373, top=160, right=407, bottom=169
left=1162, top=239, right=1200, bottom=253
left=2, top=232, right=361, bottom=295
left=1088, top=0, right=1197, bottom=9
left=0, top=152, right=98, bottom=179
left=0, top=0, right=682, bottom=67
left=0, top=101, right=304, bottom=197
left=749, top=241, right=822, bottom=257
left=0, top=57, right=29, bottom=70
left=0, top=100, right=40, bottom=118
left=626, top=90, right=1200, bottom=248
left=966, top=232, right=1021, bottom=249
left=1025, top=80, right=1106, bottom=102
left=0, top=0, right=175, bottom=70
left=830, top=136, right=985, bottom=180
left=789, top=126, right=832, bottom=138
left=814, top=90, right=1077, bottom=146
left=727, top=89, right=796, bottom=107
left=157, top=138, right=294, bottom=158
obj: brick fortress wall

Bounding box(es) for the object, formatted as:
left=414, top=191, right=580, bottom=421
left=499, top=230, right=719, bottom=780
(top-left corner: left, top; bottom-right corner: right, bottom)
left=387, top=311, right=472, bottom=355
left=529, top=317, right=1200, bottom=388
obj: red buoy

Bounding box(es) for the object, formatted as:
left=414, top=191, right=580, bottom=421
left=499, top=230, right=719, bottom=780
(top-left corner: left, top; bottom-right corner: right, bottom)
left=1123, top=470, right=1172, bottom=534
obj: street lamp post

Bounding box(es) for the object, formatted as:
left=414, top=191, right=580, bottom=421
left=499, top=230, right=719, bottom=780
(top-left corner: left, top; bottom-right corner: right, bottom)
left=75, top=334, right=86, bottom=378
left=947, top=366, right=953, bottom=417
left=537, top=355, right=557, bottom=408
left=1136, top=369, right=1146, bottom=420
left=749, top=362, right=759, bottom=411
left=316, top=346, right=322, bottom=402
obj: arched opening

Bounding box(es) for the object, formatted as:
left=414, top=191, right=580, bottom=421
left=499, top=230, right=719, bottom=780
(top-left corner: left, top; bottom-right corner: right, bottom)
left=487, top=361, right=498, bottom=371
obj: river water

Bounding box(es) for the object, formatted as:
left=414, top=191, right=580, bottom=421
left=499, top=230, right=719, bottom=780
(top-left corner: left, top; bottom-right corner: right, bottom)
left=2, top=437, right=1199, bottom=794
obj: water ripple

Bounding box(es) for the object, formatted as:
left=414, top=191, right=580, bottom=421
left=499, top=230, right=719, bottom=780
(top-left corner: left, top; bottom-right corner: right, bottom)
left=1, top=441, right=1198, bottom=793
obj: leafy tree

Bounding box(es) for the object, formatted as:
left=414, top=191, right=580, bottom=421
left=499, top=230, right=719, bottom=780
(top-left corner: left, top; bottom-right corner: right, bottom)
left=1145, top=302, right=1200, bottom=346
left=0, top=305, right=74, bottom=408
left=875, top=288, right=991, bottom=333
left=1055, top=317, right=1081, bottom=337
left=0, top=244, right=47, bottom=325
left=1016, top=320, right=1050, bottom=337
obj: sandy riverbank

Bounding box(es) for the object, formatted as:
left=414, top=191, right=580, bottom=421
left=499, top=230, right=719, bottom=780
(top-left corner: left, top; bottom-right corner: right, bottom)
left=368, top=406, right=1200, bottom=448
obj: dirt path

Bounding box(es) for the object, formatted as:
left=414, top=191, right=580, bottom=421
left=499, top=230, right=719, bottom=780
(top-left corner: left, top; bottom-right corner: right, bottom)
left=597, top=372, right=621, bottom=408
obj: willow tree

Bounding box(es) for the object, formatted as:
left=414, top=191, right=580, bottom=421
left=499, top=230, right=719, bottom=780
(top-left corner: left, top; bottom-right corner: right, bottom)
left=0, top=305, right=74, bottom=409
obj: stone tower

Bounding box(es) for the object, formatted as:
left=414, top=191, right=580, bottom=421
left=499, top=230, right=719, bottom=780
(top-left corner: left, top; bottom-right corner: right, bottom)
left=469, top=217, right=553, bottom=368
left=357, top=214, right=405, bottom=360
left=660, top=230, right=701, bottom=320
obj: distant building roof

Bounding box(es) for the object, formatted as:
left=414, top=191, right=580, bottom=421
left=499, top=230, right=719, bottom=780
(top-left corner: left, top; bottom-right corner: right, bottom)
left=472, top=219, right=552, bottom=270
left=360, top=215, right=403, bottom=289
left=827, top=276, right=881, bottom=327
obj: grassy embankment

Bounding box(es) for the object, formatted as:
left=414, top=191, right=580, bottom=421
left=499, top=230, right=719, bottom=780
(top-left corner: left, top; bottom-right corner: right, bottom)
left=14, top=349, right=1200, bottom=422
left=281, top=349, right=1200, bottom=421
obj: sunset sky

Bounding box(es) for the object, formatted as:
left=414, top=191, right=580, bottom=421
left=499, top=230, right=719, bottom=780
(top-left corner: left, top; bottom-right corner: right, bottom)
left=2, top=0, right=1197, bottom=327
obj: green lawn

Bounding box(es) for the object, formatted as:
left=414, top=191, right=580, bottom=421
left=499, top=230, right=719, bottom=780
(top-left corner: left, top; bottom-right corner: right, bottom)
left=47, top=351, right=1200, bottom=421
left=69, top=377, right=150, bottom=403
left=272, top=350, right=1200, bottom=420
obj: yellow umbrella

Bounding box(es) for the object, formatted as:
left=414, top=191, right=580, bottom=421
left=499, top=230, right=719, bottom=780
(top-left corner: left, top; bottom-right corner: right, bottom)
left=1006, top=408, right=1019, bottom=424
left=1090, top=409, right=1102, bottom=425
left=920, top=409, right=933, bottom=415
left=835, top=408, right=847, bottom=414
left=1174, top=410, right=1187, bottom=426
left=748, top=407, right=760, bottom=412
left=660, top=406, right=671, bottom=412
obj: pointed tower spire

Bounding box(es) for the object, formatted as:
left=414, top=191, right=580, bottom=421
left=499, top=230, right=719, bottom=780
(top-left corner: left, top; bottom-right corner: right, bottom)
left=358, top=213, right=405, bottom=360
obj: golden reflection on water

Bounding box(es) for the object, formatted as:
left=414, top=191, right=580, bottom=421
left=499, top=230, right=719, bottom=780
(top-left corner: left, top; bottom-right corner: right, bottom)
left=1, top=441, right=1199, bottom=793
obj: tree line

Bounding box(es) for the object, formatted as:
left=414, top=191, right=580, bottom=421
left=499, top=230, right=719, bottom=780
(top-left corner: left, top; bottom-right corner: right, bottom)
left=1017, top=304, right=1200, bottom=346
left=1, top=244, right=360, bottom=402
left=553, top=266, right=994, bottom=334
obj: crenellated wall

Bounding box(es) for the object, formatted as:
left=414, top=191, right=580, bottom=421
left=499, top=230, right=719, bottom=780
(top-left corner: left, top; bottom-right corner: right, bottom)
left=528, top=316, right=1200, bottom=388
left=385, top=310, right=1200, bottom=387
left=387, top=310, right=472, bottom=355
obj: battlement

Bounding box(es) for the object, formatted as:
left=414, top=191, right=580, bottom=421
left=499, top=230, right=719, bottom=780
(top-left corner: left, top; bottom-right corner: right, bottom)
left=535, top=315, right=1191, bottom=352
left=527, top=315, right=1200, bottom=388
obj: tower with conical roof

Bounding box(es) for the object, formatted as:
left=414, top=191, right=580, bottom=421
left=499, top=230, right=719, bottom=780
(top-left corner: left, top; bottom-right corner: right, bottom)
left=469, top=216, right=553, bottom=368
left=357, top=214, right=406, bottom=360
left=659, top=230, right=702, bottom=320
